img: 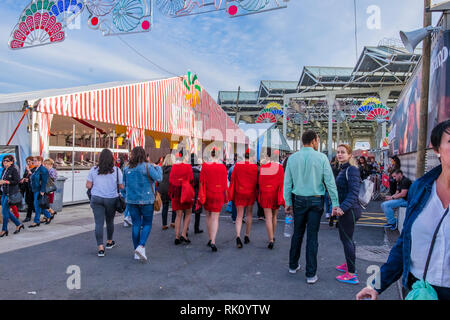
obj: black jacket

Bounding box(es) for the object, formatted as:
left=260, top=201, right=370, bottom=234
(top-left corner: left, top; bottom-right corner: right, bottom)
left=1, top=166, right=20, bottom=197
left=335, top=163, right=362, bottom=213
left=159, top=165, right=172, bottom=201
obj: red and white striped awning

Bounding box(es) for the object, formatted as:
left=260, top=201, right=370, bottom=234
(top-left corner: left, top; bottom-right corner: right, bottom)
left=36, top=77, right=243, bottom=143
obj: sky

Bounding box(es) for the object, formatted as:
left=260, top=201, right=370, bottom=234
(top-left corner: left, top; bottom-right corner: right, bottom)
left=0, top=0, right=443, bottom=100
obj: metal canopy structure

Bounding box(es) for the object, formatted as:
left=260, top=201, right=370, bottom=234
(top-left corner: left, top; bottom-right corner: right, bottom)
left=218, top=40, right=422, bottom=154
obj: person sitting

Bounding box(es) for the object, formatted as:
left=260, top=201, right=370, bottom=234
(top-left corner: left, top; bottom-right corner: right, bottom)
left=381, top=169, right=412, bottom=230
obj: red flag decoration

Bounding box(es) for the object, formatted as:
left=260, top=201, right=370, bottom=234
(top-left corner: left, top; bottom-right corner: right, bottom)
left=382, top=174, right=390, bottom=188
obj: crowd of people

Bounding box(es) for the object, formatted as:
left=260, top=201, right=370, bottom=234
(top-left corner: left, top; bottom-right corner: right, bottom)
left=0, top=119, right=448, bottom=300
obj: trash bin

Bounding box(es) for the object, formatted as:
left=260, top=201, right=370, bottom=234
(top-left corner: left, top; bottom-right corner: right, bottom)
left=50, top=176, right=67, bottom=213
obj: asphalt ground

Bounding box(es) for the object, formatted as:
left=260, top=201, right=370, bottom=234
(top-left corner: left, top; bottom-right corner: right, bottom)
left=0, top=203, right=400, bottom=300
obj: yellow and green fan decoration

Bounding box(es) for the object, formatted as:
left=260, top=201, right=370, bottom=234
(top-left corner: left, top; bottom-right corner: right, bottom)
left=184, top=71, right=202, bottom=108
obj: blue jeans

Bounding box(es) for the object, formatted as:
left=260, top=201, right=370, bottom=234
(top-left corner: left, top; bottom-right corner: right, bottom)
left=2, top=195, right=21, bottom=231
left=289, top=195, right=324, bottom=278
left=381, top=199, right=408, bottom=225
left=33, top=192, right=51, bottom=224
left=324, top=191, right=332, bottom=215
left=123, top=205, right=130, bottom=219
left=129, top=203, right=154, bottom=249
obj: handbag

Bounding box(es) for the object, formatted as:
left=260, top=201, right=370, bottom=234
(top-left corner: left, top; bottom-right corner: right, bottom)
left=180, top=179, right=195, bottom=204
left=406, top=207, right=449, bottom=300
left=115, top=168, right=126, bottom=213
left=45, top=177, right=57, bottom=193
left=38, top=193, right=50, bottom=209
left=346, top=167, right=374, bottom=209
left=7, top=192, right=23, bottom=206
left=146, top=164, right=162, bottom=211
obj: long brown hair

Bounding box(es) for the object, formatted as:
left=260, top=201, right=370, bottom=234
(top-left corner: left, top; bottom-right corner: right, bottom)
left=128, top=146, right=147, bottom=169
left=337, top=144, right=357, bottom=166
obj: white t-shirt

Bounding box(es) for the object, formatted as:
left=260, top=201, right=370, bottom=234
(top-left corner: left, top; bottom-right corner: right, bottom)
left=410, top=181, right=450, bottom=288
left=87, top=166, right=123, bottom=199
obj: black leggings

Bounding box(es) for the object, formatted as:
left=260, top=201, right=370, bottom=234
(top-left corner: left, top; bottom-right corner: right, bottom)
left=338, top=208, right=361, bottom=274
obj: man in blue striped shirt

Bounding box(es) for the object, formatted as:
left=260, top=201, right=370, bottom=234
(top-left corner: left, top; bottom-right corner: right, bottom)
left=284, top=130, right=339, bottom=284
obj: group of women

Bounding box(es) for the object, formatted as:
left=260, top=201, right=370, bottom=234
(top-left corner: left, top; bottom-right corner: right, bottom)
left=0, top=155, right=57, bottom=237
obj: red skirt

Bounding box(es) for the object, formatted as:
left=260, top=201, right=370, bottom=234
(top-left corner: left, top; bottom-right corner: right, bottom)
left=171, top=198, right=193, bottom=211
left=204, top=192, right=225, bottom=213
left=258, top=192, right=280, bottom=210
left=234, top=192, right=256, bottom=207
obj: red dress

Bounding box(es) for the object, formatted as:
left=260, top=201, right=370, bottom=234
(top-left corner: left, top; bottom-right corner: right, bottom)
left=200, top=162, right=228, bottom=212
left=258, top=162, right=285, bottom=210
left=228, top=161, right=258, bottom=207
left=169, top=163, right=194, bottom=211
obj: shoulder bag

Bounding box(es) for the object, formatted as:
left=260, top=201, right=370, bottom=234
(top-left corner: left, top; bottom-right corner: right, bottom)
left=45, top=177, right=57, bottom=193
left=406, top=207, right=449, bottom=300
left=115, top=167, right=126, bottom=213
left=146, top=164, right=162, bottom=211
left=346, top=167, right=373, bottom=209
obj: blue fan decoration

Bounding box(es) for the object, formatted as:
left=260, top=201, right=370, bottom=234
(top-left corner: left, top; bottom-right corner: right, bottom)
left=238, top=0, right=270, bottom=12
left=49, top=0, right=84, bottom=25
left=358, top=104, right=374, bottom=114
left=156, top=0, right=186, bottom=17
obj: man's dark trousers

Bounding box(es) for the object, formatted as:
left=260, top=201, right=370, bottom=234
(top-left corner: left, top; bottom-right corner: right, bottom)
left=289, top=194, right=324, bottom=278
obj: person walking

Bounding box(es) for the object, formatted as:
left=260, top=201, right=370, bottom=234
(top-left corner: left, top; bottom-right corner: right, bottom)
left=0, top=155, right=24, bottom=237
left=123, top=146, right=162, bottom=261
left=29, top=156, right=53, bottom=228
left=284, top=130, right=339, bottom=284
left=358, top=156, right=371, bottom=181
left=43, top=158, right=57, bottom=218
left=19, top=156, right=36, bottom=223
left=191, top=153, right=203, bottom=234
left=169, top=149, right=195, bottom=245
left=86, top=149, right=123, bottom=257
left=199, top=148, right=228, bottom=252
left=357, top=120, right=450, bottom=300
left=159, top=154, right=176, bottom=230
left=258, top=148, right=285, bottom=249
left=333, top=144, right=362, bottom=285
left=228, top=148, right=258, bottom=248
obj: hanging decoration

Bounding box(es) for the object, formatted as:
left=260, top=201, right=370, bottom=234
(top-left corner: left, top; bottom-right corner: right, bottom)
left=87, top=0, right=152, bottom=36
left=8, top=0, right=84, bottom=49
left=256, top=111, right=277, bottom=123
left=365, top=104, right=390, bottom=121
left=158, top=0, right=287, bottom=18
left=184, top=71, right=202, bottom=108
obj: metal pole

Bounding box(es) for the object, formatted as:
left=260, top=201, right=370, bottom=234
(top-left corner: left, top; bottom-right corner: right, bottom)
left=72, top=124, right=75, bottom=203
left=93, top=128, right=97, bottom=165
left=235, top=86, right=240, bottom=124
left=283, top=97, right=288, bottom=139
left=416, top=0, right=432, bottom=178
left=327, top=94, right=335, bottom=160
left=300, top=122, right=304, bottom=149
left=337, top=122, right=340, bottom=146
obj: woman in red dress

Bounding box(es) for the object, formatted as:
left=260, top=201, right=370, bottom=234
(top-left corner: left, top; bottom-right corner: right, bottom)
left=199, top=148, right=228, bottom=252
left=228, top=149, right=258, bottom=248
left=169, top=149, right=194, bottom=245
left=258, top=149, right=285, bottom=249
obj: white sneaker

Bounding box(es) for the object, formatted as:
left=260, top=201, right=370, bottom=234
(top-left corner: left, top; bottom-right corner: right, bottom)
left=134, top=253, right=140, bottom=260
left=124, top=216, right=132, bottom=227
left=135, top=245, right=147, bottom=261
left=289, top=265, right=301, bottom=274
left=306, top=275, right=319, bottom=284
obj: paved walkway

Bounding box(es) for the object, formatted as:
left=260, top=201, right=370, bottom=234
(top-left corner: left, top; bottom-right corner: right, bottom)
left=0, top=203, right=400, bottom=300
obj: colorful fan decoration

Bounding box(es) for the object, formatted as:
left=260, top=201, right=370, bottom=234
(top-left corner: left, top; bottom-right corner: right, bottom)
left=184, top=71, right=202, bottom=108
left=87, top=0, right=152, bottom=35
left=365, top=104, right=390, bottom=121
left=156, top=0, right=187, bottom=17
left=8, top=0, right=80, bottom=49
left=256, top=111, right=277, bottom=123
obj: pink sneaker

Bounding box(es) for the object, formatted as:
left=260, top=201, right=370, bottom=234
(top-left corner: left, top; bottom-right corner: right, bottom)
left=336, top=263, right=347, bottom=273
left=336, top=272, right=359, bottom=285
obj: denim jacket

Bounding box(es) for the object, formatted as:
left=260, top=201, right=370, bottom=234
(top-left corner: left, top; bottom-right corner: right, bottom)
left=123, top=162, right=162, bottom=205
left=377, top=165, right=442, bottom=293
left=30, top=165, right=49, bottom=193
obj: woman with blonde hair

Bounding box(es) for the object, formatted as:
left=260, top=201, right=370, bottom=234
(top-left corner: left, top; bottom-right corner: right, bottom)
left=332, top=144, right=362, bottom=285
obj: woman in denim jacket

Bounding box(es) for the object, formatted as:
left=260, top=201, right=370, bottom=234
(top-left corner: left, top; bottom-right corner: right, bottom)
left=29, top=156, right=53, bottom=228
left=357, top=120, right=450, bottom=300
left=123, top=147, right=162, bottom=262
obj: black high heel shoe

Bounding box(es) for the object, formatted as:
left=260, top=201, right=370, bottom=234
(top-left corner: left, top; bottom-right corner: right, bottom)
left=44, top=217, right=52, bottom=225
left=13, top=225, right=24, bottom=234
left=29, top=223, right=40, bottom=228
left=268, top=242, right=274, bottom=250
left=244, top=236, right=250, bottom=244
left=174, top=238, right=181, bottom=245
left=180, top=236, right=191, bottom=244
left=211, top=244, right=217, bottom=252
left=207, top=240, right=212, bottom=247
left=0, top=231, right=8, bottom=237
left=236, top=237, right=243, bottom=248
